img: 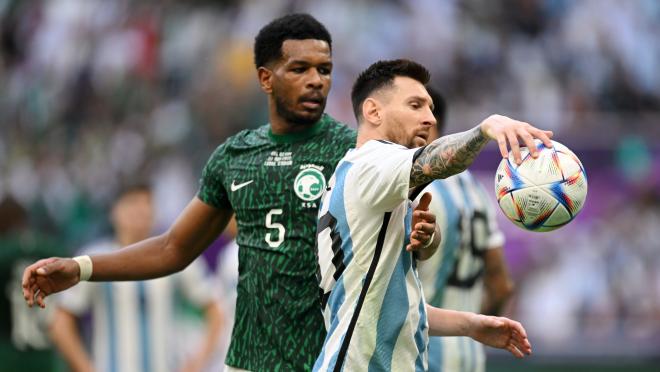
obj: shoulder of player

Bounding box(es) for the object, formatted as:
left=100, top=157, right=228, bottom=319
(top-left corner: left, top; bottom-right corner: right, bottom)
left=344, top=140, right=409, bottom=170
left=457, top=170, right=491, bottom=194
left=435, top=170, right=493, bottom=206
left=205, top=125, right=270, bottom=160
left=77, top=239, right=118, bottom=256
left=423, top=170, right=464, bottom=196
left=360, top=139, right=409, bottom=154
left=318, top=115, right=356, bottom=141
left=223, top=124, right=271, bottom=147
left=434, top=169, right=476, bottom=185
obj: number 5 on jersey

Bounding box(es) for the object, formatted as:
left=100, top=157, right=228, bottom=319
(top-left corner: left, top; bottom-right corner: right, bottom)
left=265, top=209, right=285, bottom=248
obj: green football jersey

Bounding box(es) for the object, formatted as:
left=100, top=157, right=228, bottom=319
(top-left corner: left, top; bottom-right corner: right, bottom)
left=198, top=114, right=356, bottom=371
left=0, top=232, right=64, bottom=372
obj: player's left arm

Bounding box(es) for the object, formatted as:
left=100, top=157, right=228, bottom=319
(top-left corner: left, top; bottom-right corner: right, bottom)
left=481, top=247, right=514, bottom=316
left=410, top=115, right=553, bottom=188
left=425, top=305, right=531, bottom=358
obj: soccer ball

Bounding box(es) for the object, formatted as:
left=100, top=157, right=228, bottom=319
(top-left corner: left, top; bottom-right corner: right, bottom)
left=495, top=139, right=587, bottom=232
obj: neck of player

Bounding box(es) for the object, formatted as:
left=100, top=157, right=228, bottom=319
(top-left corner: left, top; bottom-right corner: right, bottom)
left=355, top=124, right=390, bottom=149
left=268, top=102, right=315, bottom=135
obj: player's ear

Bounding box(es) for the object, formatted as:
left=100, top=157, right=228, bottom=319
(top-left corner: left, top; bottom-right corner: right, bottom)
left=362, top=98, right=382, bottom=127
left=257, top=66, right=273, bottom=94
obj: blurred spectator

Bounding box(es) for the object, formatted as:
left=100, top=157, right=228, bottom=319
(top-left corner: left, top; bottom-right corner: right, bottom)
left=0, top=196, right=62, bottom=371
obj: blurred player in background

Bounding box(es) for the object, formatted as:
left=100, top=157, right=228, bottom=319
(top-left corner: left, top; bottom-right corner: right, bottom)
left=417, top=87, right=514, bottom=372
left=22, top=14, right=435, bottom=372
left=315, top=59, right=545, bottom=371
left=0, top=196, right=61, bottom=372
left=48, top=184, right=223, bottom=372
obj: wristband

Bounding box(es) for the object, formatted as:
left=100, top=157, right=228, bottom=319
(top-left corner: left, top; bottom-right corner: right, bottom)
left=73, top=255, right=93, bottom=281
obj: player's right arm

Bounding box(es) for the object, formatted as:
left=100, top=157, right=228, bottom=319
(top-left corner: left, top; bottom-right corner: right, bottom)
left=49, top=308, right=94, bottom=372
left=409, top=115, right=554, bottom=188
left=22, top=197, right=233, bottom=308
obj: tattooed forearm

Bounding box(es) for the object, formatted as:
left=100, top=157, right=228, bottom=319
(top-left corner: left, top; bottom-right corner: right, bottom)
left=410, top=126, right=489, bottom=188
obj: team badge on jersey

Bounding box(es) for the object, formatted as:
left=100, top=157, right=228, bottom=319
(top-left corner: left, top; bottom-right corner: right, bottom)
left=294, top=165, right=326, bottom=201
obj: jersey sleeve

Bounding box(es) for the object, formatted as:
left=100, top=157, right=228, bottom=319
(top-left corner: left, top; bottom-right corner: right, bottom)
left=177, top=258, right=217, bottom=307
left=355, top=142, right=418, bottom=212
left=197, top=143, right=231, bottom=209
left=54, top=281, right=94, bottom=315
left=475, top=179, right=505, bottom=249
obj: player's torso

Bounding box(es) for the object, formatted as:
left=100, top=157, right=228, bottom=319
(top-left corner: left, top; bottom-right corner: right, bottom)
left=418, top=173, right=491, bottom=312
left=223, top=129, right=353, bottom=274
left=316, top=151, right=428, bottom=372
left=220, top=119, right=356, bottom=371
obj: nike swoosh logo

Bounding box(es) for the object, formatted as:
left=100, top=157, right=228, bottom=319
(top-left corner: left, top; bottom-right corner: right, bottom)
left=230, top=180, right=254, bottom=192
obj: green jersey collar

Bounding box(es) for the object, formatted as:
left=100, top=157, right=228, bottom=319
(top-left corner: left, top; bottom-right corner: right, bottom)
left=267, top=115, right=328, bottom=144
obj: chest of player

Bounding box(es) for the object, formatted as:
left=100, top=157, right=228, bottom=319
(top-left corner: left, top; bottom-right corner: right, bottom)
left=225, top=146, right=338, bottom=214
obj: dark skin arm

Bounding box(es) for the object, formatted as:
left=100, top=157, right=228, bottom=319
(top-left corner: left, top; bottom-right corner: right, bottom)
left=23, top=197, right=232, bottom=308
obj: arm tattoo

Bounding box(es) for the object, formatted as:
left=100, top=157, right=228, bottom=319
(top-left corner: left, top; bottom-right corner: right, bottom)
left=410, top=126, right=489, bottom=188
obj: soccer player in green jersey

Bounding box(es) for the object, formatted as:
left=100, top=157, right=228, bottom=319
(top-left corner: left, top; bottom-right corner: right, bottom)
left=21, top=14, right=437, bottom=372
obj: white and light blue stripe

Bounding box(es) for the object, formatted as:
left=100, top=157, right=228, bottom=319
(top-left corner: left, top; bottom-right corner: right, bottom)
left=316, top=141, right=428, bottom=372
left=417, top=172, right=503, bottom=372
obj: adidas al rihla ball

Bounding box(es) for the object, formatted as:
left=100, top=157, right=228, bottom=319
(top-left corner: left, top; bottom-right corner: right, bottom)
left=495, top=139, right=587, bottom=232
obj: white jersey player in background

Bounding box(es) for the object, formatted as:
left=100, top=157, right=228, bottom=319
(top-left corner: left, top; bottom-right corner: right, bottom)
left=48, top=185, right=223, bottom=372
left=315, top=59, right=548, bottom=371
left=417, top=87, right=514, bottom=372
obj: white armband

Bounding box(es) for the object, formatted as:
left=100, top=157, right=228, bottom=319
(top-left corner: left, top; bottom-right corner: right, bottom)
left=73, top=255, right=93, bottom=281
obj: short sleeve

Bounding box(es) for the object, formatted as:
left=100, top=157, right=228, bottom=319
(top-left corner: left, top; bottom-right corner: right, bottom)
left=475, top=180, right=505, bottom=249
left=197, top=143, right=231, bottom=209
left=355, top=142, right=418, bottom=212
left=54, top=281, right=94, bottom=315
left=177, top=258, right=216, bottom=307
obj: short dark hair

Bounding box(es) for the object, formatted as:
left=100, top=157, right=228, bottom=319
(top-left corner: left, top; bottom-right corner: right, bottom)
left=0, top=196, right=28, bottom=234
left=254, top=13, right=332, bottom=68
left=426, top=85, right=447, bottom=133
left=351, top=59, right=431, bottom=121
left=113, top=182, right=152, bottom=204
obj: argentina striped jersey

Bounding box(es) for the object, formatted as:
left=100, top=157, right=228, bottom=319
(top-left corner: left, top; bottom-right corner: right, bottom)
left=315, top=140, right=429, bottom=372
left=415, top=172, right=504, bottom=372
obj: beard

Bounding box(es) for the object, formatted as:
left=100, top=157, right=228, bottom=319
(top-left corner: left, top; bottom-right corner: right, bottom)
left=274, top=95, right=325, bottom=127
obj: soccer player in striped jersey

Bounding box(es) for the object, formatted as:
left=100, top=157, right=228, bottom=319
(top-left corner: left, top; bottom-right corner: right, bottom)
left=315, top=59, right=549, bottom=371
left=48, top=185, right=222, bottom=372
left=417, top=88, right=514, bottom=372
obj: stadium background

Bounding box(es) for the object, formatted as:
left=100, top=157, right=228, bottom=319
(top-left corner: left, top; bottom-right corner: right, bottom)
left=1, top=0, right=658, bottom=371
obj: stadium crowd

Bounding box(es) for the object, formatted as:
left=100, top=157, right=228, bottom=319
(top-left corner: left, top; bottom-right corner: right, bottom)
left=1, top=0, right=659, bottom=361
